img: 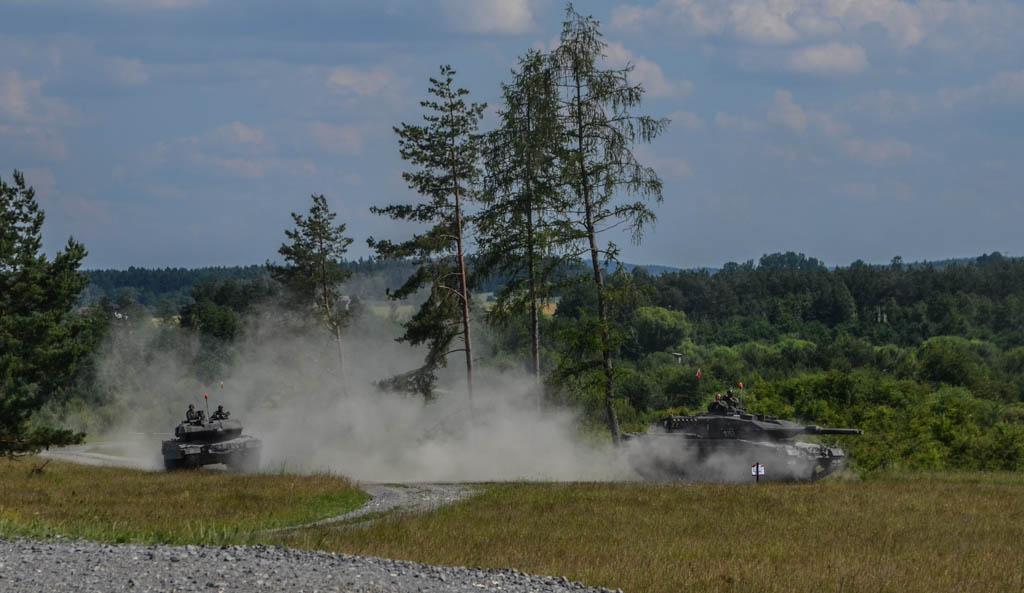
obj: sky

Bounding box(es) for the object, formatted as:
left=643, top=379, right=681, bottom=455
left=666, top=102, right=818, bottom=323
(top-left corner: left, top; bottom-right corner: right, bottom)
left=2, top=0, right=1022, bottom=270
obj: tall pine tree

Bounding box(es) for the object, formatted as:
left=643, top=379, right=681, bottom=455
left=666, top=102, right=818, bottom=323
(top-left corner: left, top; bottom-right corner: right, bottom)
left=478, top=49, right=567, bottom=388
left=1, top=171, right=91, bottom=455
left=270, top=194, right=354, bottom=393
left=369, top=65, right=486, bottom=402
left=553, top=5, right=668, bottom=443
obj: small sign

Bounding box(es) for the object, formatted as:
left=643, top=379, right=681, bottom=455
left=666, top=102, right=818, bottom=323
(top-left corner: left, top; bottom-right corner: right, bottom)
left=751, top=463, right=765, bottom=476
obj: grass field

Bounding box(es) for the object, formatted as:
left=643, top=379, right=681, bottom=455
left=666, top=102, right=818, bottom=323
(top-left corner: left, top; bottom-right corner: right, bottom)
left=0, top=458, right=367, bottom=545
left=3, top=460, right=1024, bottom=593
left=276, top=473, right=1024, bottom=593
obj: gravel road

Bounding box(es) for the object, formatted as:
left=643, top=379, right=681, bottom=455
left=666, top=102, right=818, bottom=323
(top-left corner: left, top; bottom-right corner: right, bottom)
left=26, top=445, right=607, bottom=592
left=270, top=483, right=477, bottom=532
left=0, top=539, right=621, bottom=593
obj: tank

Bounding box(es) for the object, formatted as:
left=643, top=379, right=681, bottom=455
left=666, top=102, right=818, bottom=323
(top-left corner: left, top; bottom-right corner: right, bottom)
left=161, top=417, right=261, bottom=472
left=624, top=398, right=862, bottom=482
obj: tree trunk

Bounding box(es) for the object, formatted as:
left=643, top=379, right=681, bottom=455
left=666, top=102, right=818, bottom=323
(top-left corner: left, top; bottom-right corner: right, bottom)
left=574, top=72, right=621, bottom=445
left=526, top=196, right=542, bottom=400
left=334, top=323, right=348, bottom=397
left=584, top=199, right=620, bottom=445
left=524, top=92, right=543, bottom=397
left=454, top=185, right=474, bottom=406
left=318, top=235, right=347, bottom=397
left=527, top=217, right=541, bottom=381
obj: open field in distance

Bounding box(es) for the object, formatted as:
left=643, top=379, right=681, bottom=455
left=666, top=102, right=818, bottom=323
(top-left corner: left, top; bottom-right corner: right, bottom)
left=0, top=459, right=367, bottom=545
left=4, top=460, right=1024, bottom=593
left=277, top=473, right=1024, bottom=593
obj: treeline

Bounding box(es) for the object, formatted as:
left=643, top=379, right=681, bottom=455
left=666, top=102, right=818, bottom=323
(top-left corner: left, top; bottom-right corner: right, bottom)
left=543, top=252, right=1024, bottom=471
left=633, top=251, right=1024, bottom=347
left=82, top=259, right=419, bottom=311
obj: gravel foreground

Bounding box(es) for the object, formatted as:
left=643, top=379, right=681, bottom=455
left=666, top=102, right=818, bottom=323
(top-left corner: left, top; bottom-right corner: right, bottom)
left=0, top=539, right=621, bottom=593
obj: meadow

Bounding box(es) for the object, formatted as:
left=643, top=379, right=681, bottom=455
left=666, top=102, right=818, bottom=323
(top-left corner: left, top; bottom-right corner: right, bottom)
left=0, top=459, right=366, bottom=545
left=3, top=459, right=1023, bottom=593
left=279, top=473, right=1024, bottom=593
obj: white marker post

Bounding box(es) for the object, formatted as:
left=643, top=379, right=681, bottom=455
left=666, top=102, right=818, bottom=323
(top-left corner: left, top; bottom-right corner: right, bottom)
left=751, top=462, right=765, bottom=483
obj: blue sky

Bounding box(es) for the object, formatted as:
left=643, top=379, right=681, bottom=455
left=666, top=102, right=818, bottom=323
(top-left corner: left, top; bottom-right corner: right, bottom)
left=2, top=0, right=1022, bottom=269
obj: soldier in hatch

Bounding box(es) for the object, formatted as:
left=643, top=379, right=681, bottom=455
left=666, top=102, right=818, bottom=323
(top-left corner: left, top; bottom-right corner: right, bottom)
left=185, top=404, right=200, bottom=424
left=723, top=388, right=741, bottom=409
left=210, top=405, right=230, bottom=421
left=708, top=393, right=729, bottom=414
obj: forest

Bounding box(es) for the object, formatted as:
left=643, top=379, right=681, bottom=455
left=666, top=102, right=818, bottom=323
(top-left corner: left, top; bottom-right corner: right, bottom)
left=18, top=250, right=1024, bottom=474
left=3, top=4, right=1022, bottom=474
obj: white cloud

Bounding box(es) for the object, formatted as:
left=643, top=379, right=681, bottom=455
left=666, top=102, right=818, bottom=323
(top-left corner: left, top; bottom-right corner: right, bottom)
left=206, top=157, right=265, bottom=179
left=842, top=138, right=914, bottom=164
left=729, top=0, right=800, bottom=44
left=611, top=0, right=1022, bottom=51
left=440, top=0, right=534, bottom=34
left=714, top=111, right=762, bottom=132
left=637, top=147, right=692, bottom=178
left=787, top=42, right=867, bottom=76
left=105, top=57, right=149, bottom=86
left=211, top=121, right=266, bottom=147
left=769, top=90, right=847, bottom=137
left=0, top=70, right=70, bottom=126
left=0, top=70, right=72, bottom=159
left=751, top=90, right=907, bottom=165
left=187, top=153, right=315, bottom=180
left=309, top=122, right=363, bottom=156
left=144, top=121, right=305, bottom=180
left=0, top=70, right=38, bottom=121
left=604, top=42, right=692, bottom=98
left=655, top=157, right=692, bottom=178
left=768, top=90, right=808, bottom=133
left=669, top=110, right=704, bottom=130
left=848, top=90, right=923, bottom=122
left=326, top=66, right=396, bottom=98
left=940, top=70, right=1024, bottom=109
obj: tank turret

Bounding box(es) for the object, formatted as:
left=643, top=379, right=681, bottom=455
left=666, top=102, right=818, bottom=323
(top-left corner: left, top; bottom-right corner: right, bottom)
left=625, top=397, right=862, bottom=482
left=173, top=419, right=244, bottom=442
left=659, top=407, right=863, bottom=442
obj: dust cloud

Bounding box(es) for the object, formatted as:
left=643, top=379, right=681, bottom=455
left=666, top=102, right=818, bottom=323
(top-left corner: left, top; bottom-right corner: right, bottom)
left=621, top=428, right=822, bottom=483
left=82, top=304, right=637, bottom=482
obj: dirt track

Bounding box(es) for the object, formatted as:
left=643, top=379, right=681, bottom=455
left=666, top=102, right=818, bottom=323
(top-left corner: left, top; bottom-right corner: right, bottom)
left=41, top=442, right=478, bottom=528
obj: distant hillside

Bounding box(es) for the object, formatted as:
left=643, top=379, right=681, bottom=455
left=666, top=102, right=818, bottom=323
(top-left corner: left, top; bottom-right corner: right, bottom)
left=83, top=253, right=1013, bottom=310
left=83, top=266, right=268, bottom=308
left=83, top=259, right=682, bottom=308
left=617, top=263, right=683, bottom=276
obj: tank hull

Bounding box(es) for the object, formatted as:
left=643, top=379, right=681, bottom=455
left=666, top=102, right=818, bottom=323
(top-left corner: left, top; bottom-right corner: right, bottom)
left=161, top=434, right=261, bottom=472
left=624, top=434, right=847, bottom=482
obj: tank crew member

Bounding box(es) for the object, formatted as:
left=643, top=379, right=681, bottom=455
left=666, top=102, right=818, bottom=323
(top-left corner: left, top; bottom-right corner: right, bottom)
left=708, top=394, right=730, bottom=414
left=211, top=405, right=230, bottom=421
left=723, top=388, right=740, bottom=409
left=185, top=404, right=200, bottom=424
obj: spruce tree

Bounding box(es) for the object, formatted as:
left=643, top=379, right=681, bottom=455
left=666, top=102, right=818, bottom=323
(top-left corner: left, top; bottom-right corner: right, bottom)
left=1, top=171, right=90, bottom=455
left=478, top=49, right=567, bottom=388
left=553, top=5, right=668, bottom=443
left=270, top=194, right=354, bottom=392
left=369, top=65, right=486, bottom=402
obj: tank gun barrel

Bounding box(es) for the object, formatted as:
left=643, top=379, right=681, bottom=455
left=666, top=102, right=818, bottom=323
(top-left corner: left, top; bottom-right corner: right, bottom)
left=803, top=425, right=863, bottom=436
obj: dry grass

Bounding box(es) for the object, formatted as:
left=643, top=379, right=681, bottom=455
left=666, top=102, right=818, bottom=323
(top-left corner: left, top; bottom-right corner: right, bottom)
left=0, top=457, right=366, bottom=545
left=4, top=459, right=1023, bottom=593
left=277, top=473, right=1024, bottom=593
